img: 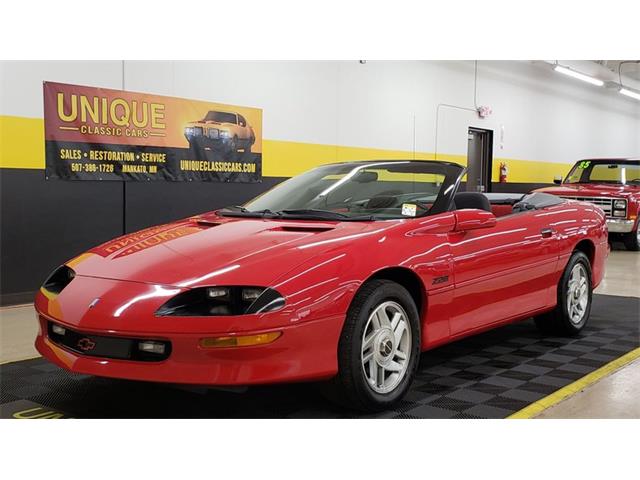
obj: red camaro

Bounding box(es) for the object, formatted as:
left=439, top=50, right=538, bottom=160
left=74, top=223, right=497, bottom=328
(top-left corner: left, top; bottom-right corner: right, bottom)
left=35, top=160, right=607, bottom=410
left=534, top=158, right=640, bottom=251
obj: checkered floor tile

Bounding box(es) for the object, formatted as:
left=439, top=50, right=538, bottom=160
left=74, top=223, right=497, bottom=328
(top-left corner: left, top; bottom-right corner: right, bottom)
left=1, top=294, right=638, bottom=419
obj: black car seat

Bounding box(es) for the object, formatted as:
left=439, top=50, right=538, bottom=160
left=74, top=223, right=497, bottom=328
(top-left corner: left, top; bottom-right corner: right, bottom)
left=511, top=202, right=536, bottom=213
left=364, top=190, right=404, bottom=210
left=365, top=195, right=397, bottom=209
left=453, top=192, right=491, bottom=212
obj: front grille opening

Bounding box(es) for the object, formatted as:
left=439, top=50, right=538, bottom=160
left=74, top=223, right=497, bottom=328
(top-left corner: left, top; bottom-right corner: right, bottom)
left=559, top=196, right=623, bottom=218
left=47, top=322, right=171, bottom=362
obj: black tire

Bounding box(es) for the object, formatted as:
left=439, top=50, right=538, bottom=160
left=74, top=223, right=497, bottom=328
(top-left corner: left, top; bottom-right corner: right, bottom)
left=534, top=250, right=592, bottom=336
left=623, top=229, right=640, bottom=251
left=322, top=279, right=421, bottom=411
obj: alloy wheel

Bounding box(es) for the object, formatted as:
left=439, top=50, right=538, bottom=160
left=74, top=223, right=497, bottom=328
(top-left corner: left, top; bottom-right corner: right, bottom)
left=567, top=263, right=589, bottom=324
left=361, top=301, right=412, bottom=394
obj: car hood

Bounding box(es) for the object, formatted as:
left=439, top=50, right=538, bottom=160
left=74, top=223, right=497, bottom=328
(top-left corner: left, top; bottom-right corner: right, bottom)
left=69, top=213, right=392, bottom=288
left=535, top=183, right=639, bottom=198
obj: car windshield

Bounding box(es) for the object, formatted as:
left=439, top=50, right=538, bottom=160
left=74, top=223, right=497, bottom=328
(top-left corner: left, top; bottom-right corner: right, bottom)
left=565, top=160, right=640, bottom=185
left=222, top=161, right=465, bottom=221
left=203, top=111, right=236, bottom=123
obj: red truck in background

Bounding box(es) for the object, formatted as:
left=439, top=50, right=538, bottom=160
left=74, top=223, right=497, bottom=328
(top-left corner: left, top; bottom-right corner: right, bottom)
left=535, top=158, right=640, bottom=251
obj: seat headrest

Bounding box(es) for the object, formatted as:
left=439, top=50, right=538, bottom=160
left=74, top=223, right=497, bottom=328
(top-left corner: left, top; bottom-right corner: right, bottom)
left=365, top=195, right=397, bottom=209
left=454, top=192, right=491, bottom=212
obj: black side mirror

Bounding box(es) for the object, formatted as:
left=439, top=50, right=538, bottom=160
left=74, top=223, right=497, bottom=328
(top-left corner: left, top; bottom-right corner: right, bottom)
left=553, top=176, right=562, bottom=185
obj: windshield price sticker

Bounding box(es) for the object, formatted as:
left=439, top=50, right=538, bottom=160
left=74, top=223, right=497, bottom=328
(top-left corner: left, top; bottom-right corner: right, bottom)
left=401, top=203, right=418, bottom=217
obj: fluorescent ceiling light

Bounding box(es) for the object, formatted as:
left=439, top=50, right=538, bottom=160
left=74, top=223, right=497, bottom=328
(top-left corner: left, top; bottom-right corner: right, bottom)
left=619, top=88, right=640, bottom=101
left=554, top=65, right=604, bottom=87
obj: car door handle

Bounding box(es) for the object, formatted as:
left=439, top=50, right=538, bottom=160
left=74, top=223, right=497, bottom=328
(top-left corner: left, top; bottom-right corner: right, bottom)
left=540, top=228, right=555, bottom=238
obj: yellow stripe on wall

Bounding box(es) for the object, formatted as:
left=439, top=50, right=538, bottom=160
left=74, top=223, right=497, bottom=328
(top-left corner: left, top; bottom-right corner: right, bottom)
left=261, top=139, right=464, bottom=177
left=492, top=157, right=570, bottom=184
left=0, top=116, right=45, bottom=170
left=0, top=115, right=572, bottom=183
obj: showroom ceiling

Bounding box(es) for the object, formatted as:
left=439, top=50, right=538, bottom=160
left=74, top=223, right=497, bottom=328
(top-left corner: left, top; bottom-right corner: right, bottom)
left=594, top=60, right=640, bottom=81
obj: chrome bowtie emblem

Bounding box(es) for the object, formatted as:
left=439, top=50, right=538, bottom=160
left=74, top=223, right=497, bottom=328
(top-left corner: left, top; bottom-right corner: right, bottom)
left=77, top=338, right=96, bottom=351
left=89, top=298, right=100, bottom=308
left=380, top=340, right=393, bottom=357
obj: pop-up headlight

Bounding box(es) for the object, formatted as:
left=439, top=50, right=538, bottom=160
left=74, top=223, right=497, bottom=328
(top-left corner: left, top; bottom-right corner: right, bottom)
left=156, top=286, right=285, bottom=317
left=242, top=288, right=264, bottom=302
left=207, top=287, right=229, bottom=299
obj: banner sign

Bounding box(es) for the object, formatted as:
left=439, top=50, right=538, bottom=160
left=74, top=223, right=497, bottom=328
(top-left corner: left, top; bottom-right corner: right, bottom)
left=43, top=82, right=262, bottom=182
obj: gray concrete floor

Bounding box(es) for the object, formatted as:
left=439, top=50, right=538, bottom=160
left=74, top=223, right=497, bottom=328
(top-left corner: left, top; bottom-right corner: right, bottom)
left=0, top=303, right=39, bottom=363
left=536, top=356, right=640, bottom=418
left=1, top=248, right=638, bottom=417
left=536, top=247, right=640, bottom=418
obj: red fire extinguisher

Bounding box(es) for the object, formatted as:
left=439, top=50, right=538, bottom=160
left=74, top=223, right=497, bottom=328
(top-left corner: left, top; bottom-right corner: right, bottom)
left=499, top=162, right=508, bottom=183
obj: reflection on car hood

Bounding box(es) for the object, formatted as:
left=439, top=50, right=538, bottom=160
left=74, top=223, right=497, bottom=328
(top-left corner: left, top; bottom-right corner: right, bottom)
left=536, top=183, right=639, bottom=198
left=69, top=213, right=392, bottom=288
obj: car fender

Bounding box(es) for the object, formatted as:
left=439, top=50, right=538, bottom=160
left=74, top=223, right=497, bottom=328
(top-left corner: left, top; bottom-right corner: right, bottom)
left=267, top=218, right=456, bottom=345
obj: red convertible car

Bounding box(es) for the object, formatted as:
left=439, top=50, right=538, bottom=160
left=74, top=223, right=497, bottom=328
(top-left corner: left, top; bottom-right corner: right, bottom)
left=35, top=160, right=607, bottom=410
left=535, top=158, right=640, bottom=251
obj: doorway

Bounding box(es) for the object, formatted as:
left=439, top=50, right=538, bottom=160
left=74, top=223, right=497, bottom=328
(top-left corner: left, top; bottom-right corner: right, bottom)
left=466, top=127, right=493, bottom=192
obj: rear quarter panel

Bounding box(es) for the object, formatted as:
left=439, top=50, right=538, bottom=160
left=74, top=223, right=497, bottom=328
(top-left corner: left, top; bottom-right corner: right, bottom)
left=546, top=201, right=608, bottom=288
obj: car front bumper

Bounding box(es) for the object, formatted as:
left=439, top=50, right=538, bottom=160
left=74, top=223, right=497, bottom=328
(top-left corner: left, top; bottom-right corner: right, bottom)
left=185, top=134, right=236, bottom=149
left=34, top=311, right=344, bottom=386
left=606, top=219, right=635, bottom=233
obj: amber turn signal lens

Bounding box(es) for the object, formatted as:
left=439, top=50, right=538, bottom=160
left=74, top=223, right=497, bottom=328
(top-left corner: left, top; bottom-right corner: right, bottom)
left=199, top=332, right=282, bottom=348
